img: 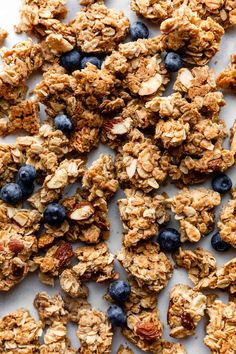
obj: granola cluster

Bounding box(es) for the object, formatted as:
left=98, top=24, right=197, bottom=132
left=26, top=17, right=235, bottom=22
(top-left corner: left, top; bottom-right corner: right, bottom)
left=217, top=54, right=236, bottom=91
left=218, top=191, right=236, bottom=247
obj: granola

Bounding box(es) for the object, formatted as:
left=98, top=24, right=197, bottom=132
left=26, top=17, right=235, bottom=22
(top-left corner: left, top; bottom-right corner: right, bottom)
left=217, top=54, right=236, bottom=91
left=169, top=188, right=221, bottom=242
left=71, top=3, right=130, bottom=53
left=118, top=189, right=169, bottom=247
left=218, top=194, right=236, bottom=247
left=0, top=28, right=8, bottom=46
left=131, top=0, right=173, bottom=23
left=117, top=242, right=173, bottom=292
left=72, top=242, right=119, bottom=282
left=168, top=284, right=207, bottom=338
left=204, top=300, right=236, bottom=353
left=63, top=295, right=91, bottom=323
left=77, top=309, right=113, bottom=353
left=173, top=247, right=217, bottom=285
left=115, top=129, right=167, bottom=192
left=0, top=144, right=24, bottom=187
left=60, top=269, right=89, bottom=298
left=117, top=345, right=134, bottom=354
left=0, top=309, right=42, bottom=352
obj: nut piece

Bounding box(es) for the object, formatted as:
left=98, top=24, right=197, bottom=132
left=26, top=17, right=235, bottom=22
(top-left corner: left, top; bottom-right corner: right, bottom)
left=168, top=284, right=207, bottom=338
left=68, top=202, right=95, bottom=221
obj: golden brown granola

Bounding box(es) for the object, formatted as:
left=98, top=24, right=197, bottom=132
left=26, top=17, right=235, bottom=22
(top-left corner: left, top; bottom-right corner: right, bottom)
left=217, top=54, right=236, bottom=91
left=0, top=309, right=42, bottom=352
left=77, top=308, right=113, bottom=353
left=131, top=0, right=173, bottom=23
left=0, top=144, right=24, bottom=187
left=63, top=295, right=91, bottom=323
left=118, top=189, right=169, bottom=247
left=115, top=129, right=167, bottom=192
left=218, top=193, right=236, bottom=247
left=117, top=345, right=134, bottom=354
left=71, top=3, right=130, bottom=53
left=196, top=257, right=236, bottom=294
left=0, top=28, right=8, bottom=46
left=168, top=284, right=207, bottom=338
left=73, top=242, right=119, bottom=282
left=169, top=188, right=221, bottom=242
left=117, top=241, right=173, bottom=293
left=173, top=247, right=217, bottom=285
left=59, top=269, right=89, bottom=298
left=204, top=300, right=236, bottom=353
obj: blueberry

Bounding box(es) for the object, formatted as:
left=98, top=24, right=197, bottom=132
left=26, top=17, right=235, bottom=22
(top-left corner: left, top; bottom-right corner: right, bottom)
left=80, top=56, right=102, bottom=69
left=164, top=52, right=183, bottom=72
left=212, top=173, right=232, bottom=194
left=109, top=280, right=131, bottom=302
left=43, top=203, right=66, bottom=226
left=0, top=183, right=22, bottom=205
left=16, top=165, right=36, bottom=185
left=130, top=21, right=149, bottom=41
left=158, top=228, right=181, bottom=252
left=107, top=305, right=126, bottom=327
left=60, top=49, right=81, bottom=72
left=211, top=232, right=230, bottom=252
left=17, top=180, right=34, bottom=198
left=54, top=114, right=73, bottom=134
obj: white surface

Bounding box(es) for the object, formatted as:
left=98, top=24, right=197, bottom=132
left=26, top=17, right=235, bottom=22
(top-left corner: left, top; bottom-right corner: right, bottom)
left=0, top=1, right=236, bottom=353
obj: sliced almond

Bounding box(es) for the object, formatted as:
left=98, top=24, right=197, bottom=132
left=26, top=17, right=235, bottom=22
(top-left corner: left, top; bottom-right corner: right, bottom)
left=126, top=159, right=137, bottom=178
left=69, top=202, right=95, bottom=221
left=139, top=74, right=163, bottom=96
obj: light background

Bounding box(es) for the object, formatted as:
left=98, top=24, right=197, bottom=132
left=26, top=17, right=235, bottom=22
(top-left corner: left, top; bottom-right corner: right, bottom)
left=0, top=1, right=236, bottom=353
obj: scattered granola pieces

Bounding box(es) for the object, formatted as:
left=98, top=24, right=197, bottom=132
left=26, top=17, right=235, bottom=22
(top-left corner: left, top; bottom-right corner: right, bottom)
left=0, top=144, right=24, bottom=187
left=117, top=241, right=173, bottom=293
left=0, top=28, right=8, bottom=46
left=131, top=0, right=173, bottom=23
left=173, top=247, right=217, bottom=285
left=168, top=284, right=207, bottom=338
left=73, top=242, right=119, bottom=282
left=71, top=3, right=130, bottom=53
left=63, top=295, right=91, bottom=323
left=217, top=54, right=236, bottom=91
left=196, top=257, right=236, bottom=294
left=0, top=309, right=42, bottom=351
left=169, top=188, right=221, bottom=242
left=117, top=345, right=134, bottom=354
left=204, top=300, right=236, bottom=353
left=115, top=129, right=167, bottom=192
left=82, top=154, right=119, bottom=202
left=60, top=269, right=89, bottom=298
left=218, top=194, right=236, bottom=247
left=77, top=309, right=113, bottom=353
left=118, top=189, right=169, bottom=247
left=160, top=5, right=224, bottom=65
left=34, top=292, right=68, bottom=326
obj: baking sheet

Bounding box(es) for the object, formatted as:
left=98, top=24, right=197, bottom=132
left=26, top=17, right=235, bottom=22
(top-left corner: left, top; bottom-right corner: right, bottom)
left=0, top=0, right=236, bottom=352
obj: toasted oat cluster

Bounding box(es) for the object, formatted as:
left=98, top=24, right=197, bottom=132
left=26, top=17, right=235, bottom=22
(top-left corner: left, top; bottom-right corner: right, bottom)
left=217, top=54, right=236, bottom=91
left=117, top=241, right=173, bottom=292
left=204, top=300, right=236, bottom=353
left=173, top=247, right=217, bottom=285
left=218, top=192, right=236, bottom=247
left=118, top=189, right=169, bottom=246
left=169, top=188, right=221, bottom=242
left=168, top=284, right=207, bottom=338
left=117, top=345, right=134, bottom=354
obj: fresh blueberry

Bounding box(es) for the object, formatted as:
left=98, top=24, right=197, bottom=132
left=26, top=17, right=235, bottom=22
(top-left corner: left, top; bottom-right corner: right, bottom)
left=60, top=49, right=81, bottom=72
left=16, top=165, right=36, bottom=185
left=158, top=228, right=181, bottom=252
left=80, top=56, right=102, bottom=69
left=212, top=173, right=232, bottom=194
left=43, top=203, right=66, bottom=226
left=109, top=280, right=131, bottom=302
left=211, top=232, right=230, bottom=252
left=107, top=305, right=126, bottom=327
left=17, top=180, right=34, bottom=198
left=164, top=52, right=183, bottom=72
left=54, top=114, right=73, bottom=134
left=130, top=21, right=149, bottom=41
left=0, top=183, right=22, bottom=205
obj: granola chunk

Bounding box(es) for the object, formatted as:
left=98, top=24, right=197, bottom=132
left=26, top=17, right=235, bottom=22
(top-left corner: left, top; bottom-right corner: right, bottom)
left=33, top=242, right=74, bottom=285
left=0, top=28, right=8, bottom=45
left=115, top=129, right=167, bottom=192
left=34, top=292, right=68, bottom=326
left=77, top=309, right=113, bottom=353
left=160, top=5, right=224, bottom=65
left=117, top=345, right=134, bottom=354
left=71, top=3, right=130, bottom=53
left=60, top=269, right=89, bottom=298
left=217, top=54, right=236, bottom=91
left=168, top=284, right=207, bottom=338
left=117, top=242, right=173, bottom=293
left=155, top=118, right=190, bottom=149
left=0, top=100, right=40, bottom=136
left=0, top=309, right=42, bottom=351
left=82, top=154, right=119, bottom=202
left=63, top=295, right=91, bottom=323
left=73, top=242, right=119, bottom=282
left=0, top=144, right=24, bottom=187
left=218, top=196, right=236, bottom=247
left=118, top=189, right=169, bottom=247
left=204, top=300, right=236, bottom=353
left=169, top=188, right=221, bottom=242
left=131, top=0, right=174, bottom=23
left=196, top=257, right=236, bottom=294
left=173, top=247, right=217, bottom=285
